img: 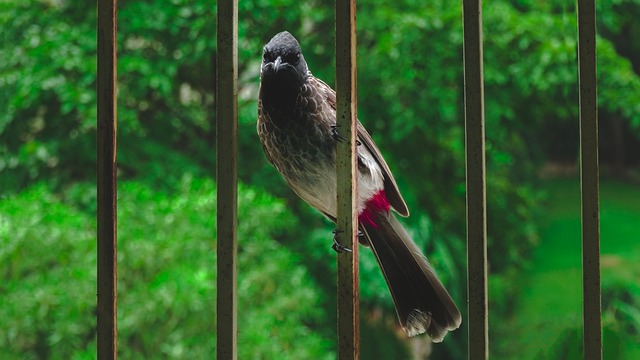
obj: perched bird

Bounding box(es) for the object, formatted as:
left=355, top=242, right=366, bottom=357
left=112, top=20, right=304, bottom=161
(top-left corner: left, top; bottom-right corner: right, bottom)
left=257, top=31, right=461, bottom=341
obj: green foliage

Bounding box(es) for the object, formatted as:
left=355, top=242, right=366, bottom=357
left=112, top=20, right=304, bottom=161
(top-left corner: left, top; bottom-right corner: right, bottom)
left=602, top=261, right=640, bottom=352
left=0, top=0, right=97, bottom=191
left=2, top=0, right=640, bottom=358
left=0, top=179, right=334, bottom=358
left=493, top=179, right=640, bottom=359
left=0, top=184, right=96, bottom=359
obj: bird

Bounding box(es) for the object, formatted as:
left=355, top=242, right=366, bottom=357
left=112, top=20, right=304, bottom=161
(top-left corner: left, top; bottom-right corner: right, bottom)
left=257, top=31, right=462, bottom=342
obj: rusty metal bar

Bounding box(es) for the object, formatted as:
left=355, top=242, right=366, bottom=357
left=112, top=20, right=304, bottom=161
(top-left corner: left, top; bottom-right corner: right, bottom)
left=577, top=0, right=602, bottom=358
left=335, top=0, right=359, bottom=358
left=96, top=0, right=118, bottom=358
left=216, top=0, right=238, bottom=358
left=462, top=0, right=488, bottom=358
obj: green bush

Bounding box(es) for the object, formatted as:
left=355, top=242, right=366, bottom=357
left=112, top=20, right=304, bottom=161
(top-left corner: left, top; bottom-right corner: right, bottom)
left=3, top=0, right=640, bottom=358
left=0, top=179, right=334, bottom=358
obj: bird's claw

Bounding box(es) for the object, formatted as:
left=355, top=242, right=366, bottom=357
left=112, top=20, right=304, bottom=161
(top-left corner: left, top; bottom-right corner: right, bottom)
left=331, top=125, right=363, bottom=146
left=331, top=229, right=352, bottom=253
left=330, top=124, right=347, bottom=143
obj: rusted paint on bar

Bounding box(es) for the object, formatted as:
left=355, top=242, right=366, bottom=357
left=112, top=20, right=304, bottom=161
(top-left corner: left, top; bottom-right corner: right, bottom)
left=216, top=0, right=239, bottom=359
left=462, top=0, right=489, bottom=358
left=96, top=0, right=118, bottom=358
left=335, top=0, right=359, bottom=358
left=577, top=0, right=602, bottom=358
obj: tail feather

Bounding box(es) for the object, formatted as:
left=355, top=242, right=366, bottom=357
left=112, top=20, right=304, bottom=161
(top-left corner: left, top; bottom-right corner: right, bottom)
left=362, top=211, right=462, bottom=341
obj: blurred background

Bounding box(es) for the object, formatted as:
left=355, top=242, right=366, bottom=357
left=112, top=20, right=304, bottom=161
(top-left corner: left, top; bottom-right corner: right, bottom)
left=1, top=0, right=640, bottom=358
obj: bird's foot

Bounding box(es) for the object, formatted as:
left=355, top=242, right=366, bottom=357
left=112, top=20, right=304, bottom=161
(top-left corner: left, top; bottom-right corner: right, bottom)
left=330, top=124, right=347, bottom=143
left=330, top=124, right=362, bottom=146
left=331, top=229, right=352, bottom=253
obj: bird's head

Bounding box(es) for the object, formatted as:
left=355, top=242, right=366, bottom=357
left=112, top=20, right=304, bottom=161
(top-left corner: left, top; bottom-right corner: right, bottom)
left=261, top=31, right=309, bottom=88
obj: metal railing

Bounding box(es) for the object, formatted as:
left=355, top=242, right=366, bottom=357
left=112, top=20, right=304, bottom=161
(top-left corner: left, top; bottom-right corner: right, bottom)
left=216, top=0, right=239, bottom=358
left=95, top=0, right=602, bottom=358
left=96, top=0, right=118, bottom=358
left=334, top=0, right=360, bottom=359
left=462, top=1, right=489, bottom=358
left=577, top=1, right=602, bottom=358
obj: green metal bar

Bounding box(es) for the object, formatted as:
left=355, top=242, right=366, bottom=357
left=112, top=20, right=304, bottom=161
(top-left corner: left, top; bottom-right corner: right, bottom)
left=335, top=0, right=359, bottom=358
left=577, top=0, right=602, bottom=358
left=216, top=0, right=238, bottom=358
left=462, top=0, right=488, bottom=358
left=96, top=0, right=118, bottom=358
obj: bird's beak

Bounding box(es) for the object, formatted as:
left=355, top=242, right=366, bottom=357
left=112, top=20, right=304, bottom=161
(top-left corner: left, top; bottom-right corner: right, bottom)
left=273, top=56, right=283, bottom=73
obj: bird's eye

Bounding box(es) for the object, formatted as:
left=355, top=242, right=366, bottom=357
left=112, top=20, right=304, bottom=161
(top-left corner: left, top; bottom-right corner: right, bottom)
left=286, top=52, right=301, bottom=64
left=263, top=48, right=271, bottom=62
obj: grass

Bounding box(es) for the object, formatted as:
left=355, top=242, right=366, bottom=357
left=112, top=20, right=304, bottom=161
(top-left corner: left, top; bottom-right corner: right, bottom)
left=493, top=178, right=640, bottom=359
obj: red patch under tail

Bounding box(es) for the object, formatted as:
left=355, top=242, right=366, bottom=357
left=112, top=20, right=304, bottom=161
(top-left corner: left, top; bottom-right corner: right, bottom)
left=358, top=190, right=391, bottom=228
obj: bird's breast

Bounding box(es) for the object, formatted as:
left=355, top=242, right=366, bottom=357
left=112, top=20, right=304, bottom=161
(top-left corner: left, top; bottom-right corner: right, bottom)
left=258, top=105, right=335, bottom=183
left=258, top=78, right=385, bottom=219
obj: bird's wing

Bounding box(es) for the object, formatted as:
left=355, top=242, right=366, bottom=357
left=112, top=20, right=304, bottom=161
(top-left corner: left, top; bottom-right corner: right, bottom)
left=356, top=122, right=409, bottom=217
left=313, top=76, right=410, bottom=217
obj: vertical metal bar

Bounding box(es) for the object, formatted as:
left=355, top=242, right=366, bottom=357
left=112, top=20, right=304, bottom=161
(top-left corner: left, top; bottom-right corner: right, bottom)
left=335, top=0, right=359, bottom=358
left=96, top=0, right=118, bottom=358
left=216, top=0, right=238, bottom=358
left=577, top=0, right=602, bottom=358
left=462, top=0, right=488, bottom=358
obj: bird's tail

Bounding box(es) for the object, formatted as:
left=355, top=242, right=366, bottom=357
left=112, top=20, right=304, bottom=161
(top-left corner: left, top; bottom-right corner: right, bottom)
left=362, top=211, right=462, bottom=341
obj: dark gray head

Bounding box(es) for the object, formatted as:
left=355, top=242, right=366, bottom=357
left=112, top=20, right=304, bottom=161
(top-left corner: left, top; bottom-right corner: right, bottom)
left=261, top=31, right=309, bottom=87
